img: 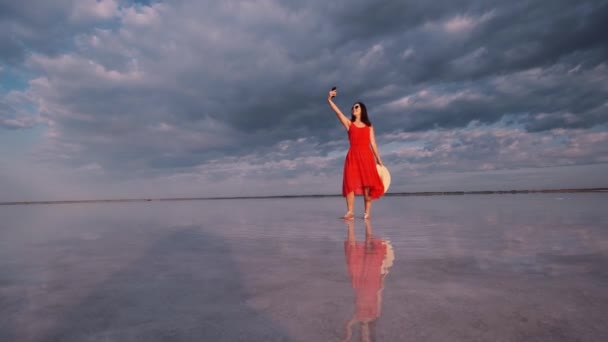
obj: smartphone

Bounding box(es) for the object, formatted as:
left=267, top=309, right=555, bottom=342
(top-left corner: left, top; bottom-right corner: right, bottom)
left=331, top=86, right=337, bottom=98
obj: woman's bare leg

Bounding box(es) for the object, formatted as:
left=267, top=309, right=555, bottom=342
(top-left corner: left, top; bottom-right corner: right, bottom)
left=363, top=187, right=372, bottom=219
left=343, top=191, right=355, bottom=219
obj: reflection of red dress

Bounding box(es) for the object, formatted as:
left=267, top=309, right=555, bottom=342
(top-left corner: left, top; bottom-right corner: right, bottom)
left=344, top=238, right=387, bottom=322
left=342, top=124, right=385, bottom=199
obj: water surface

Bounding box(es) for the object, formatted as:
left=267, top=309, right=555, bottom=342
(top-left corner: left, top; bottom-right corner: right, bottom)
left=1, top=194, right=607, bottom=341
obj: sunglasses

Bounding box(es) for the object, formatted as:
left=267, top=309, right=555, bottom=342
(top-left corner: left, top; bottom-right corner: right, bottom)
left=352, top=105, right=360, bottom=110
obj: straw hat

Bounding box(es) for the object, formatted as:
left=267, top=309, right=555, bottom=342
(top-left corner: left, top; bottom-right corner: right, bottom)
left=376, top=164, right=391, bottom=192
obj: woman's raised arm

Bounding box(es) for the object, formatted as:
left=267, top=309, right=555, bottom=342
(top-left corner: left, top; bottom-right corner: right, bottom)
left=327, top=88, right=351, bottom=131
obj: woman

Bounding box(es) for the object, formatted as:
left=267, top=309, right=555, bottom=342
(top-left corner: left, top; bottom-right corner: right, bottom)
left=328, top=87, right=385, bottom=220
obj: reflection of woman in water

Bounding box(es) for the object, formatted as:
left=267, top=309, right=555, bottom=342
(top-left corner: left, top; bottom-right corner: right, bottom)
left=342, top=219, right=394, bottom=342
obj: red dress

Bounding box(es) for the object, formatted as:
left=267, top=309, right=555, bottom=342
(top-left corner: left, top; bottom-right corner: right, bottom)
left=342, top=123, right=385, bottom=199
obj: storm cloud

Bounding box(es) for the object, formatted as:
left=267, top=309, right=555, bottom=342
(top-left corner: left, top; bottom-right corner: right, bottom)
left=1, top=0, right=607, bottom=200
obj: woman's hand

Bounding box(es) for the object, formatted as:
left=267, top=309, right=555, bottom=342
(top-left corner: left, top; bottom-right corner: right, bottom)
left=327, top=88, right=337, bottom=100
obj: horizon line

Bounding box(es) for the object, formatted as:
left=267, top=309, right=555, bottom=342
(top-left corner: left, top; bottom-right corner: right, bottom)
left=1, top=187, right=606, bottom=206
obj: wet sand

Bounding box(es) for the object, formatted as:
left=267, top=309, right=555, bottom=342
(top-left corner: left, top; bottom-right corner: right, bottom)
left=1, top=194, right=607, bottom=341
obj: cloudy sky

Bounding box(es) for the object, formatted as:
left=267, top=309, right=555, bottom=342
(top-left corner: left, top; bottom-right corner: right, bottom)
left=1, top=0, right=607, bottom=201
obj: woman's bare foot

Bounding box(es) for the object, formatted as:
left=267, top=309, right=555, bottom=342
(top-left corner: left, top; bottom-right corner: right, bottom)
left=342, top=211, right=354, bottom=220
left=363, top=212, right=370, bottom=220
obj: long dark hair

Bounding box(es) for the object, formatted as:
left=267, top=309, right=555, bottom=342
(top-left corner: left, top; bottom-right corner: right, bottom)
left=351, top=101, right=372, bottom=126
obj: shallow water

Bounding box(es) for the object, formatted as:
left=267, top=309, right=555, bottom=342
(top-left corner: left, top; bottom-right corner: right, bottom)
left=1, top=194, right=607, bottom=341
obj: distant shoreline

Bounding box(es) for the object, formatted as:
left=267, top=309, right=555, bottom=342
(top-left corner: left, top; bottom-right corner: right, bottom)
left=1, top=188, right=606, bottom=206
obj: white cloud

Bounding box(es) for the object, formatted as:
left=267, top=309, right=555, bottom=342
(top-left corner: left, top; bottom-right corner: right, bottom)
left=71, top=0, right=119, bottom=22
left=450, top=47, right=488, bottom=69
left=423, top=10, right=496, bottom=34
left=0, top=90, right=44, bottom=129
left=384, top=88, right=487, bottom=111
left=381, top=126, right=608, bottom=173
left=444, top=16, right=477, bottom=33
left=400, top=47, right=414, bottom=60
left=120, top=2, right=164, bottom=27
left=28, top=53, right=143, bottom=84
left=358, top=43, right=384, bottom=67
left=453, top=11, right=495, bottom=32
